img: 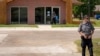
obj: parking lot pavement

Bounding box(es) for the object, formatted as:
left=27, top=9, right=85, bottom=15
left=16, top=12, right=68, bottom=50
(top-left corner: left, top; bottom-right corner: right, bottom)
left=0, top=29, right=100, bottom=56
left=0, top=24, right=100, bottom=31
left=0, top=30, right=82, bottom=56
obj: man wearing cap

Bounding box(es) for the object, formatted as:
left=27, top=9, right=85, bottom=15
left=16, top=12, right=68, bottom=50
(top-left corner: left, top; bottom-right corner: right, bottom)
left=78, top=15, right=95, bottom=56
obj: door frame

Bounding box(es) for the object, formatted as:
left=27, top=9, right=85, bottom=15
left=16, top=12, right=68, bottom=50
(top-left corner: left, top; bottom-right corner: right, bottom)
left=52, top=6, right=61, bottom=24
left=35, top=6, right=60, bottom=24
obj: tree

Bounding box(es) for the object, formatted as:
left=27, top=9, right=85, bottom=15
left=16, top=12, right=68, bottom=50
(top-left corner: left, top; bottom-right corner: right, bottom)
left=73, top=0, right=95, bottom=18
left=95, top=0, right=100, bottom=5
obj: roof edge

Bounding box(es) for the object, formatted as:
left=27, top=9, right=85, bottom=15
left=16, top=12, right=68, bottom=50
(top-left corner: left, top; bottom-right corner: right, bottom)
left=7, top=0, right=13, bottom=3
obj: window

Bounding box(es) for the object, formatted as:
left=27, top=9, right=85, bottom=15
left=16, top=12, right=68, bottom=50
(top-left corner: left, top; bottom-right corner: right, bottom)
left=11, top=7, right=27, bottom=24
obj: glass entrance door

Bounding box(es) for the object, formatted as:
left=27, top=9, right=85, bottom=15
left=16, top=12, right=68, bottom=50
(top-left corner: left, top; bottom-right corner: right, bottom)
left=11, top=7, right=19, bottom=24
left=11, top=7, right=27, bottom=24
left=35, top=7, right=59, bottom=24
left=53, top=7, right=59, bottom=24
left=46, top=7, right=52, bottom=24
left=20, top=7, right=27, bottom=24
left=35, top=7, right=45, bottom=24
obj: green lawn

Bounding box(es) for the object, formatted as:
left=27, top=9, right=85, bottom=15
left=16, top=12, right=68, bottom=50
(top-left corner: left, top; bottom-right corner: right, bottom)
left=73, top=18, right=96, bottom=21
left=73, top=18, right=100, bottom=27
left=0, top=24, right=38, bottom=27
left=94, top=20, right=100, bottom=27
left=52, top=20, right=100, bottom=27
left=75, top=38, right=100, bottom=56
left=52, top=24, right=79, bottom=27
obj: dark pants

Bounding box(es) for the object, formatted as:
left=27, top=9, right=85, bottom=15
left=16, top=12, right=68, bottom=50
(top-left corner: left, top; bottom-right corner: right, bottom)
left=81, top=36, right=93, bottom=56
left=52, top=18, right=56, bottom=24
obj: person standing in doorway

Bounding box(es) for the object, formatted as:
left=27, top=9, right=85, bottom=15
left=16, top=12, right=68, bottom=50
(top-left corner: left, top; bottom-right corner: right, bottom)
left=55, top=15, right=59, bottom=24
left=78, top=15, right=95, bottom=56
left=52, top=12, right=56, bottom=24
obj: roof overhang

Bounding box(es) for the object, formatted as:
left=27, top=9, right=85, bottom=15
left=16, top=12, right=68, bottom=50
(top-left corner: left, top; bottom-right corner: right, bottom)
left=7, top=0, right=13, bottom=3
left=63, top=0, right=83, bottom=5
left=0, top=0, right=13, bottom=3
left=72, top=0, right=83, bottom=5
left=6, top=0, right=83, bottom=5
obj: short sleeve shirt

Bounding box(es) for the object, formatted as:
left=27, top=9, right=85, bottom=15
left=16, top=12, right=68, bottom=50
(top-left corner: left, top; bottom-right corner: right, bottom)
left=78, top=21, right=95, bottom=35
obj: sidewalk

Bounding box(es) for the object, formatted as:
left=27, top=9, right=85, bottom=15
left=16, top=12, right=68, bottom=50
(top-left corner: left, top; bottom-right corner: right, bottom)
left=0, top=25, right=99, bottom=31
left=0, top=25, right=99, bottom=56
left=0, top=33, right=81, bottom=56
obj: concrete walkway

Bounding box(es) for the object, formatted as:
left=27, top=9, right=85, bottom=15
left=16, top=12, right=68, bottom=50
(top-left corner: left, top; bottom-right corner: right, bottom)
left=0, top=32, right=81, bottom=56
left=0, top=25, right=99, bottom=56
left=0, top=25, right=99, bottom=31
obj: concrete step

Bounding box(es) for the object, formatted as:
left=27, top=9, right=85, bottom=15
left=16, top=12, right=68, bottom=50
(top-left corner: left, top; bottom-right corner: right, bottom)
left=38, top=25, right=52, bottom=29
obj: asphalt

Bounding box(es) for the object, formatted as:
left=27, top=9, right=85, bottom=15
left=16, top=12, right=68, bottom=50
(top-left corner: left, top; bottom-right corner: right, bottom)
left=0, top=25, right=99, bottom=56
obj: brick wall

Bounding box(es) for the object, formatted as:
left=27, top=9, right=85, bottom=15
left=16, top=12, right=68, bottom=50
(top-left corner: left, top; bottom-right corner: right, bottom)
left=7, top=0, right=66, bottom=24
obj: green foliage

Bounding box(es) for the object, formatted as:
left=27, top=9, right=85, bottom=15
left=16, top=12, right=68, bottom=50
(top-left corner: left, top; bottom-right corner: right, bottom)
left=0, top=24, right=37, bottom=27
left=95, top=0, right=100, bottom=5
left=52, top=24, right=79, bottom=27
left=73, top=0, right=95, bottom=16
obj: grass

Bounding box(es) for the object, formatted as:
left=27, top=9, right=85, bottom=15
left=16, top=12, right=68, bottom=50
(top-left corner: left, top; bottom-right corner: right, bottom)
left=52, top=24, right=79, bottom=27
left=73, top=18, right=100, bottom=27
left=73, top=18, right=96, bottom=21
left=94, top=20, right=100, bottom=27
left=75, top=38, right=100, bottom=56
left=0, top=24, right=38, bottom=27
left=52, top=18, right=100, bottom=27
